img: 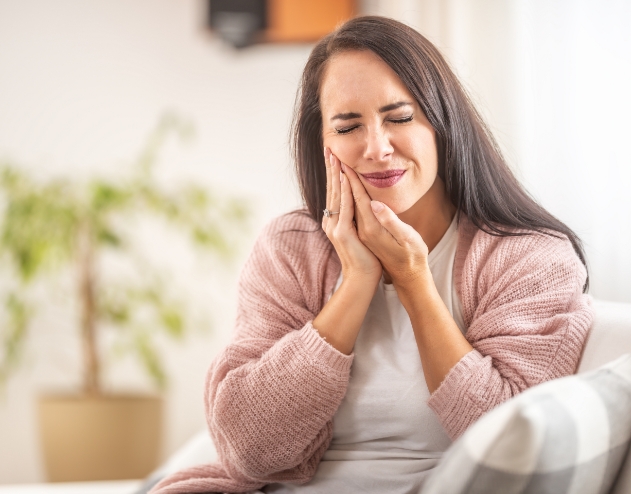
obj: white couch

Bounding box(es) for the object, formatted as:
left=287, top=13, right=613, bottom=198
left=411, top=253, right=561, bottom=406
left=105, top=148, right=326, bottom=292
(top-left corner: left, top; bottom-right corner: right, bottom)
left=578, top=300, right=631, bottom=373
left=140, top=298, right=631, bottom=493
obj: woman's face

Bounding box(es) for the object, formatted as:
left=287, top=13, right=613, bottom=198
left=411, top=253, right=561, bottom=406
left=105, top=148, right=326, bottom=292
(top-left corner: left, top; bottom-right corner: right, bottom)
left=320, top=49, right=440, bottom=215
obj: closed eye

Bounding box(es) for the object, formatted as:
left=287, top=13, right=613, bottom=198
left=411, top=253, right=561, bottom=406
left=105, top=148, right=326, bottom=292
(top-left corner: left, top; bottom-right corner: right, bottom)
left=390, top=115, right=413, bottom=124
left=334, top=115, right=413, bottom=135
left=334, top=125, right=359, bottom=135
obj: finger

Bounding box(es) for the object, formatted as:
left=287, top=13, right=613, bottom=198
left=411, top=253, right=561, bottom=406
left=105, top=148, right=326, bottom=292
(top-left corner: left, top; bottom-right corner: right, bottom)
left=327, top=153, right=342, bottom=227
left=338, top=166, right=355, bottom=232
left=370, top=200, right=416, bottom=245
left=322, top=147, right=332, bottom=230
left=324, top=147, right=332, bottom=206
left=322, top=153, right=342, bottom=236
left=341, top=163, right=382, bottom=234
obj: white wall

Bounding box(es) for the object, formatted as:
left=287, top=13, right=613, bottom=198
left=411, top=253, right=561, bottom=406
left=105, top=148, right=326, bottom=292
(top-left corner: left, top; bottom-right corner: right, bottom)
left=384, top=0, right=631, bottom=302
left=512, top=0, right=631, bottom=302
left=0, top=0, right=308, bottom=483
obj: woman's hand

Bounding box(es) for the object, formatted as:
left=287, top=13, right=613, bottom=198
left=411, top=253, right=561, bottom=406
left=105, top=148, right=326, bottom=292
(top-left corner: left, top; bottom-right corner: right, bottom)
left=340, top=163, right=430, bottom=292
left=322, top=149, right=382, bottom=287
left=311, top=149, right=382, bottom=355
left=341, top=163, right=472, bottom=390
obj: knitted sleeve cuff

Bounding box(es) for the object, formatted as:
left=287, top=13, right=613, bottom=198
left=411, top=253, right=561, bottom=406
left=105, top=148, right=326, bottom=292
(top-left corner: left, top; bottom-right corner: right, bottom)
left=299, top=322, right=354, bottom=374
left=427, top=349, right=487, bottom=439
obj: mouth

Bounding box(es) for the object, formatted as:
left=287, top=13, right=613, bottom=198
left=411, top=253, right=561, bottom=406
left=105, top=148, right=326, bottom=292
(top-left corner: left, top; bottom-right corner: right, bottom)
left=359, top=169, right=406, bottom=188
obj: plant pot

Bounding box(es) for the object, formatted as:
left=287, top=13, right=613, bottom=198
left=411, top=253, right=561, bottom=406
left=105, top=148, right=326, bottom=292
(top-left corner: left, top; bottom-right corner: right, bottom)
left=38, top=394, right=163, bottom=482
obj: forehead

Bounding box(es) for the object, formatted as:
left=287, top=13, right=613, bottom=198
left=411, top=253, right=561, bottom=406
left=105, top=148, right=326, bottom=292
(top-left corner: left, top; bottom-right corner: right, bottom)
left=319, top=50, right=414, bottom=113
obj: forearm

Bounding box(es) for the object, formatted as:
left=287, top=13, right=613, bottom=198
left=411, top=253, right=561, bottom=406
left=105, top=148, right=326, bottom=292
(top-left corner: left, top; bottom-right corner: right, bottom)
left=312, top=275, right=378, bottom=355
left=208, top=324, right=353, bottom=480
left=396, top=268, right=473, bottom=393
left=209, top=276, right=375, bottom=477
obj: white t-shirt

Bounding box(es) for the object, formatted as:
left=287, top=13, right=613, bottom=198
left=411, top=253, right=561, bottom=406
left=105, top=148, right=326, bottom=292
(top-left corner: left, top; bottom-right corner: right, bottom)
left=265, top=215, right=464, bottom=493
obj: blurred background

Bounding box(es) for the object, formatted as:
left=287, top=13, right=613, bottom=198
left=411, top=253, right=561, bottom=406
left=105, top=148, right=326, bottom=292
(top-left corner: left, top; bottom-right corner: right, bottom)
left=0, top=0, right=630, bottom=485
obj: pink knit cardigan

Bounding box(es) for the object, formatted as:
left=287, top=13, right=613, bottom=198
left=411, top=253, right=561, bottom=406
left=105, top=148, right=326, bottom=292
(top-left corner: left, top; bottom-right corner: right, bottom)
left=151, top=211, right=593, bottom=494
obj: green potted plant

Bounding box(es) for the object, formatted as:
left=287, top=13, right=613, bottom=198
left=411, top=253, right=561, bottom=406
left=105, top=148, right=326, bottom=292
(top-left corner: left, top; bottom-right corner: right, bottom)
left=0, top=114, right=249, bottom=481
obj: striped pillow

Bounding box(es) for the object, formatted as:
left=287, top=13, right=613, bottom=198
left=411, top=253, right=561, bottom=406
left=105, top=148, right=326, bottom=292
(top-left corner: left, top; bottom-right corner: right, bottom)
left=422, top=354, right=631, bottom=494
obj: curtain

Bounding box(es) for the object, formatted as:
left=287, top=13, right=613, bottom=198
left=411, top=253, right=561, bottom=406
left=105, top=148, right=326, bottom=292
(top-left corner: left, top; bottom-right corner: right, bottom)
left=364, top=0, right=631, bottom=302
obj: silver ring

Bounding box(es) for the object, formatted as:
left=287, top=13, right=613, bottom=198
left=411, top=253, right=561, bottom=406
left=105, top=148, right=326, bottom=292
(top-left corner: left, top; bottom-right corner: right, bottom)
left=323, top=209, right=340, bottom=218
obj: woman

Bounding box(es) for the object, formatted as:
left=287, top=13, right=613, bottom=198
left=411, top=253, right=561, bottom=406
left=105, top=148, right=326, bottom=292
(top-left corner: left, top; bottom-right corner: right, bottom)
left=151, top=16, right=592, bottom=494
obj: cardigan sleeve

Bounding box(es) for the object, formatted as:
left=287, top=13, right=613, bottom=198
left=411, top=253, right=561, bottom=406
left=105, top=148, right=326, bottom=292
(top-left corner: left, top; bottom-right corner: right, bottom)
left=207, top=217, right=351, bottom=484
left=427, top=229, right=593, bottom=440
left=150, top=215, right=349, bottom=494
left=151, top=213, right=353, bottom=494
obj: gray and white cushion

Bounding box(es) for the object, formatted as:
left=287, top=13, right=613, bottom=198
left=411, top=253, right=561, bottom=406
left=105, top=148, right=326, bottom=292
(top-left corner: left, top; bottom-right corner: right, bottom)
left=422, top=354, right=631, bottom=494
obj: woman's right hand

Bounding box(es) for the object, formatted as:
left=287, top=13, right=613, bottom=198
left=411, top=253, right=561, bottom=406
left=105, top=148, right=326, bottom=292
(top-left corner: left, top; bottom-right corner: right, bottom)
left=322, top=148, right=383, bottom=286
left=312, top=149, right=382, bottom=355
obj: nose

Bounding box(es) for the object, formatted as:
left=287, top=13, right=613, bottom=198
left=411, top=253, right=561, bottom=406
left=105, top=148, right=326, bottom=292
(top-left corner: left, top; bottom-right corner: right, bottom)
left=363, top=126, right=394, bottom=162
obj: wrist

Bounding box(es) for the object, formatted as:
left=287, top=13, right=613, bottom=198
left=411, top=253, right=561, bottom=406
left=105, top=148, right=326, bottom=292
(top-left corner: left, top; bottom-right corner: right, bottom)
left=341, top=268, right=382, bottom=290
left=393, top=263, right=435, bottom=310
left=339, top=273, right=380, bottom=299
left=313, top=273, right=377, bottom=355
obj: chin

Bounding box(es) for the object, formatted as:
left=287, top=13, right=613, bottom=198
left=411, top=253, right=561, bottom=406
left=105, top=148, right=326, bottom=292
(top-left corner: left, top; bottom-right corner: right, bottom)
left=378, top=197, right=418, bottom=216
left=389, top=205, right=412, bottom=216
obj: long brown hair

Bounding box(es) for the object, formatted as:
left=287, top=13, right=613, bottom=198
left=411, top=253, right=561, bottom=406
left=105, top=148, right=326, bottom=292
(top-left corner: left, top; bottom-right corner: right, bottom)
left=291, top=16, right=588, bottom=290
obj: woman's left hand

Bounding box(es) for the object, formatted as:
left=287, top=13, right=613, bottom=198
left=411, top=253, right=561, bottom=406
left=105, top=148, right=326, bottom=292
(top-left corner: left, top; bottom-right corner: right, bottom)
left=341, top=163, right=430, bottom=290
left=342, top=163, right=473, bottom=395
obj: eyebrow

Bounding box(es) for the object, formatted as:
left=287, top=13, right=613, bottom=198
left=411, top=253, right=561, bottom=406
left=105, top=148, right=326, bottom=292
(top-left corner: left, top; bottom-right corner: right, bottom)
left=330, top=101, right=413, bottom=122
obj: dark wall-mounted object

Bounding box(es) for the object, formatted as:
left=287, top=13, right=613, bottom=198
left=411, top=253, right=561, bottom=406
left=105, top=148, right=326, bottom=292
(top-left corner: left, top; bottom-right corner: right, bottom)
left=207, top=0, right=267, bottom=49
left=207, top=0, right=356, bottom=49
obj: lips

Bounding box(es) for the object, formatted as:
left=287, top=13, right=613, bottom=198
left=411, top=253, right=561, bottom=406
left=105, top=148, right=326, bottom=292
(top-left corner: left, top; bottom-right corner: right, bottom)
left=359, top=169, right=406, bottom=188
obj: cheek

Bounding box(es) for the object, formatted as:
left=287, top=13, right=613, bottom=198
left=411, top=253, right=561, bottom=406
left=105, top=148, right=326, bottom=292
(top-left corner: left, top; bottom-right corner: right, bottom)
left=404, top=130, right=438, bottom=171
left=419, top=128, right=438, bottom=160
left=323, top=136, right=364, bottom=169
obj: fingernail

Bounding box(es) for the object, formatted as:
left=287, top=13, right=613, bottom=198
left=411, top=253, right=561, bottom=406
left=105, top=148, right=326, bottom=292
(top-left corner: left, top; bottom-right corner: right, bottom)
left=340, top=171, right=345, bottom=183
left=340, top=163, right=346, bottom=171
left=371, top=201, right=384, bottom=213
left=324, top=147, right=331, bottom=159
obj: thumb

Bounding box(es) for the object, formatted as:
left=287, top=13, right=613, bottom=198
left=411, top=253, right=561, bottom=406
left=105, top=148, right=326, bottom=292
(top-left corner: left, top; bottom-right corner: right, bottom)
left=370, top=200, right=415, bottom=243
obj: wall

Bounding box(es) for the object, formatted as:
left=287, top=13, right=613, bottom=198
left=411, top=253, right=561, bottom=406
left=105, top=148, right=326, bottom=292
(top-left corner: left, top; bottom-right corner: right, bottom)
left=410, top=0, right=631, bottom=302
left=0, top=0, right=309, bottom=483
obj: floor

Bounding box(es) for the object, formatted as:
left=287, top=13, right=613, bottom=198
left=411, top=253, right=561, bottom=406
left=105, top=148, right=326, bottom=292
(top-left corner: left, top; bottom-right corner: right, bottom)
left=0, top=480, right=142, bottom=494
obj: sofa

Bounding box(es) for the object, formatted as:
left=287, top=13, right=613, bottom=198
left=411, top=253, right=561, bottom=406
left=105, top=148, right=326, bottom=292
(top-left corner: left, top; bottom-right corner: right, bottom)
left=139, top=298, right=631, bottom=494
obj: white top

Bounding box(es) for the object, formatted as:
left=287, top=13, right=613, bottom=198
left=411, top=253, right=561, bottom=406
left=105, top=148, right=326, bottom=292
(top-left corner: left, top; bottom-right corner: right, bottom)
left=265, top=215, right=464, bottom=493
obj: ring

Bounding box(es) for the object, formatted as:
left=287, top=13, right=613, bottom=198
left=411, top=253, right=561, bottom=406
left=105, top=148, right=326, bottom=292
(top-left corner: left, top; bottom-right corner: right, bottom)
left=323, top=209, right=340, bottom=218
